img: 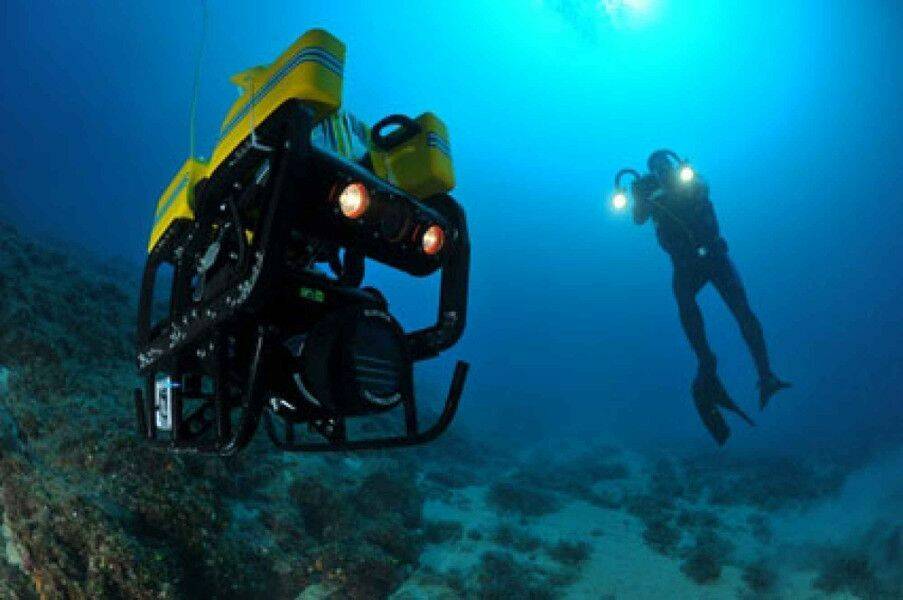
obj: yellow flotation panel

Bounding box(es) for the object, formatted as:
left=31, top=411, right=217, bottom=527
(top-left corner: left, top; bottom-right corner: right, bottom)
left=371, top=112, right=455, bottom=199
left=212, top=28, right=345, bottom=171
left=149, top=157, right=209, bottom=252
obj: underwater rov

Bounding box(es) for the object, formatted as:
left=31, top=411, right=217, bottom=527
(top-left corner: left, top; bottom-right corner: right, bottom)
left=135, top=29, right=470, bottom=454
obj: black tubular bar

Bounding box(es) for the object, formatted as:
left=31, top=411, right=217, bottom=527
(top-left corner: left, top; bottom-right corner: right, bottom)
left=214, top=336, right=232, bottom=444
left=144, top=378, right=156, bottom=440
left=261, top=360, right=469, bottom=452
left=407, top=196, right=470, bottom=361
left=133, top=388, right=147, bottom=437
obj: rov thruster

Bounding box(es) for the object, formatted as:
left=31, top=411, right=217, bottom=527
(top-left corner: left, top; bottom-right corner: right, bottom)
left=135, top=29, right=470, bottom=454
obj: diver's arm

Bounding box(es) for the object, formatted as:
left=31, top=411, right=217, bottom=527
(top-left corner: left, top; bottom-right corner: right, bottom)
left=634, top=187, right=666, bottom=225
left=633, top=196, right=652, bottom=225
left=693, top=178, right=710, bottom=202
left=694, top=180, right=721, bottom=241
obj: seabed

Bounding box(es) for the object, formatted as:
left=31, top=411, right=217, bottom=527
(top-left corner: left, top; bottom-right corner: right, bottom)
left=0, top=220, right=900, bottom=598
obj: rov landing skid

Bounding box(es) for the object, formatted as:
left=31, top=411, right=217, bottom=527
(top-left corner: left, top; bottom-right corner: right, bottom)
left=134, top=102, right=470, bottom=456
left=132, top=346, right=469, bottom=455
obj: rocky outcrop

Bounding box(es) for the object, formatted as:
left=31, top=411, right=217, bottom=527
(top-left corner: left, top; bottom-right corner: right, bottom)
left=0, top=222, right=482, bottom=599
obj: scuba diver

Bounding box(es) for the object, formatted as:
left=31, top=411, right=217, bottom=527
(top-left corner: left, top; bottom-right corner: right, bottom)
left=613, top=150, right=790, bottom=445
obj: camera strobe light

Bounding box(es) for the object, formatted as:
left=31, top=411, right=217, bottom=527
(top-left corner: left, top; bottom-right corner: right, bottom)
left=338, top=182, right=370, bottom=219
left=679, top=165, right=695, bottom=183
left=612, top=190, right=628, bottom=211
left=422, top=225, right=445, bottom=256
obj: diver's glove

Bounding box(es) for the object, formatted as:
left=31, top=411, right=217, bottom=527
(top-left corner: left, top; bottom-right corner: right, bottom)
left=692, top=370, right=755, bottom=446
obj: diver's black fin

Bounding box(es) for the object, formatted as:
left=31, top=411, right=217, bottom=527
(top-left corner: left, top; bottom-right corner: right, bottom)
left=702, top=371, right=756, bottom=427
left=725, top=401, right=756, bottom=427
left=692, top=371, right=755, bottom=445
left=693, top=381, right=730, bottom=446
left=759, top=375, right=792, bottom=411
left=714, top=388, right=756, bottom=427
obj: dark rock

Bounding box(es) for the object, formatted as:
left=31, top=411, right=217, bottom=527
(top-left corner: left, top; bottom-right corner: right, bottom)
left=424, top=466, right=477, bottom=489
left=470, top=551, right=557, bottom=600
left=683, top=453, right=848, bottom=511
left=676, top=508, right=720, bottom=531
left=813, top=554, right=880, bottom=598
left=679, top=530, right=733, bottom=585
left=423, top=519, right=464, bottom=544
left=742, top=559, right=777, bottom=593
left=486, top=480, right=561, bottom=518
left=545, top=539, right=593, bottom=567
left=491, top=523, right=542, bottom=553
left=355, top=469, right=424, bottom=528
left=746, top=513, right=773, bottom=545
left=642, top=518, right=682, bottom=556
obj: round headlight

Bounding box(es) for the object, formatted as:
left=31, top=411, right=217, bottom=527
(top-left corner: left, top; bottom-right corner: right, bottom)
left=612, top=191, right=628, bottom=211
left=679, top=165, right=695, bottom=183
left=338, top=182, right=370, bottom=219
left=421, top=225, right=445, bottom=256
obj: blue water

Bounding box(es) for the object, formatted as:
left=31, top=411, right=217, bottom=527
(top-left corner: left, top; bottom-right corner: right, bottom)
left=2, top=2, right=903, bottom=597
left=1, top=0, right=901, bottom=479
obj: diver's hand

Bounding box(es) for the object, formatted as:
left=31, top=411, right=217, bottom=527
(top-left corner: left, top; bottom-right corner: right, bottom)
left=633, top=199, right=651, bottom=225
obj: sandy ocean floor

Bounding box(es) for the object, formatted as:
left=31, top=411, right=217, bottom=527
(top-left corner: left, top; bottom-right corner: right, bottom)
left=384, top=446, right=899, bottom=600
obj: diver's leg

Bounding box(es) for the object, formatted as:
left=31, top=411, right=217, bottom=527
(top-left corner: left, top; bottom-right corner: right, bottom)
left=674, top=264, right=741, bottom=445
left=709, top=255, right=770, bottom=378
left=710, top=255, right=790, bottom=408
left=672, top=265, right=715, bottom=374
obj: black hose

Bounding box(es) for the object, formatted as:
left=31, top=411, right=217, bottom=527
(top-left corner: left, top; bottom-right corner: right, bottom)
left=614, top=168, right=642, bottom=189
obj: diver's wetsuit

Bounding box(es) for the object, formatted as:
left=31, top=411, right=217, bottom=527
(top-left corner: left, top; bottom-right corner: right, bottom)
left=643, top=177, right=771, bottom=380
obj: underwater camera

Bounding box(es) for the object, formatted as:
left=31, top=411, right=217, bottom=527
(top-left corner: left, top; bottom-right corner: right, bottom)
left=135, top=29, right=470, bottom=454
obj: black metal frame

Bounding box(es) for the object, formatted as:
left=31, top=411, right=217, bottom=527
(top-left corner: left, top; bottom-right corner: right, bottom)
left=135, top=100, right=470, bottom=455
